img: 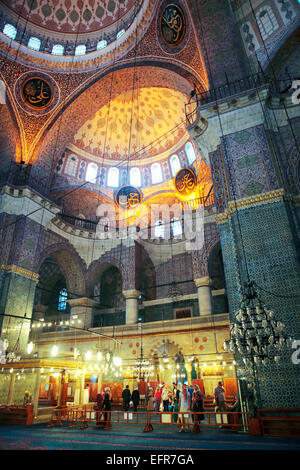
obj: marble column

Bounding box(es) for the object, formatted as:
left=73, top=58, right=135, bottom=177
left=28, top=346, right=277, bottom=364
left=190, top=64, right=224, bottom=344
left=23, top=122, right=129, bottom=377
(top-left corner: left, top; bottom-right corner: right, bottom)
left=194, top=277, right=212, bottom=316
left=67, top=298, right=98, bottom=329
left=123, top=290, right=141, bottom=325
left=7, top=372, right=15, bottom=405
left=33, top=368, right=41, bottom=417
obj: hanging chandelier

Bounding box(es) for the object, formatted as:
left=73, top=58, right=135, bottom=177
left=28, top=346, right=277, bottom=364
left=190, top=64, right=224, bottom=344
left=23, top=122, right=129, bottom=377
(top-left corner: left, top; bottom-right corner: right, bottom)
left=223, top=282, right=293, bottom=367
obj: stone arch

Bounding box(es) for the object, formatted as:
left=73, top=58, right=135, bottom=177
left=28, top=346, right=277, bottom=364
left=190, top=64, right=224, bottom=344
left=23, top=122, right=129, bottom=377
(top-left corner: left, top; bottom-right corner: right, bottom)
left=149, top=338, right=183, bottom=358
left=29, top=59, right=205, bottom=170
left=0, top=74, right=23, bottom=170
left=208, top=241, right=226, bottom=290
left=37, top=242, right=86, bottom=296
left=86, top=254, right=126, bottom=299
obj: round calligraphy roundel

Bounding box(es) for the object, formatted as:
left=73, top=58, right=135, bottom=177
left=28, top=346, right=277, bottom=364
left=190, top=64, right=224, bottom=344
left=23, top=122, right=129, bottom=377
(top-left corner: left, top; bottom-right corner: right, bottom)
left=114, top=185, right=143, bottom=210
left=160, top=3, right=186, bottom=46
left=174, top=168, right=197, bottom=196
left=21, top=77, right=53, bottom=110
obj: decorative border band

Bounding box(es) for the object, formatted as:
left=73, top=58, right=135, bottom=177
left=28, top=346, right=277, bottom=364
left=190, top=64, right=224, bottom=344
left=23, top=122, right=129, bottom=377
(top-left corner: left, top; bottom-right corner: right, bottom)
left=216, top=189, right=284, bottom=224
left=0, top=264, right=39, bottom=283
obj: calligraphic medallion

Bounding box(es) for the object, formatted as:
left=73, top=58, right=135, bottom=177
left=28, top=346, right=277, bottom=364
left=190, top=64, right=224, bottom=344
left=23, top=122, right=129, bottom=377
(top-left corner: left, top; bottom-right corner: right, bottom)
left=114, top=186, right=143, bottom=210
left=174, top=168, right=197, bottom=196
left=21, top=77, right=53, bottom=110
left=160, top=3, right=186, bottom=46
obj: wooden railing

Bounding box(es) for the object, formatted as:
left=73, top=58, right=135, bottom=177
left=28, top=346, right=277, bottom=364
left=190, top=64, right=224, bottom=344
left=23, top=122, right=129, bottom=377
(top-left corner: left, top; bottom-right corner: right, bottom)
left=257, top=408, right=300, bottom=437
left=0, top=405, right=33, bottom=425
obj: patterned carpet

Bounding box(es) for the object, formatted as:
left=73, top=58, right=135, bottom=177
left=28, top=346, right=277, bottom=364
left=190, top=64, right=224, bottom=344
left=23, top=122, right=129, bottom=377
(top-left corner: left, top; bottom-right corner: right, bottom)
left=0, top=423, right=300, bottom=450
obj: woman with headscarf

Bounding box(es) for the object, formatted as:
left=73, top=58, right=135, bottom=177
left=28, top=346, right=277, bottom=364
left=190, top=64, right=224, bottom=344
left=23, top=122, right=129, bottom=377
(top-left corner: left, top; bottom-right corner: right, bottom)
left=178, top=383, right=192, bottom=432
left=154, top=384, right=162, bottom=412
left=95, top=391, right=104, bottom=428
left=103, top=387, right=112, bottom=429
left=147, top=387, right=154, bottom=412
left=192, top=384, right=204, bottom=432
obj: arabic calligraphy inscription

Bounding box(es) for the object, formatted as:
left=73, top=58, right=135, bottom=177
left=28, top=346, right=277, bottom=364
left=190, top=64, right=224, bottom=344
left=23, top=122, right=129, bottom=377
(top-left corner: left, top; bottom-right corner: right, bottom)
left=21, top=77, right=53, bottom=109
left=174, top=168, right=197, bottom=196
left=115, top=186, right=143, bottom=210
left=161, top=3, right=186, bottom=46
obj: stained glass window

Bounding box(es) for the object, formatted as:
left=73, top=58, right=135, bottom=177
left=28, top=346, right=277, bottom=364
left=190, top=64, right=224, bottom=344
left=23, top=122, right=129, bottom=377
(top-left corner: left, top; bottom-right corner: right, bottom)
left=52, top=44, right=64, bottom=55
left=107, top=167, right=119, bottom=187
left=130, top=167, right=141, bottom=187
left=170, top=154, right=181, bottom=177
left=58, top=288, right=67, bottom=311
left=28, top=37, right=41, bottom=51
left=151, top=163, right=163, bottom=184
left=3, top=24, right=17, bottom=40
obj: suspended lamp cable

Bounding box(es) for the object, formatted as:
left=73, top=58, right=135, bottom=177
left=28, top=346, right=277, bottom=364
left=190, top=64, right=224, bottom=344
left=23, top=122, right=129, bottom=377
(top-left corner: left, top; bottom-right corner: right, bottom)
left=194, top=0, right=249, bottom=290
left=247, top=0, right=300, bottom=159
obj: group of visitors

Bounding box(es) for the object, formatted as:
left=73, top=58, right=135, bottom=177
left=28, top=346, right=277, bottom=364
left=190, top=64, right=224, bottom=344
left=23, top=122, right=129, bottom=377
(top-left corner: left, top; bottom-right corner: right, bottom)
left=94, top=387, right=113, bottom=429
left=122, top=381, right=205, bottom=433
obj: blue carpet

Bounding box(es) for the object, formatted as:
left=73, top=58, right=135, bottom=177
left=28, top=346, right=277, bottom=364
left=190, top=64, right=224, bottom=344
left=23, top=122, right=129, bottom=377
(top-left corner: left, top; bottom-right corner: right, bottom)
left=0, top=423, right=300, bottom=450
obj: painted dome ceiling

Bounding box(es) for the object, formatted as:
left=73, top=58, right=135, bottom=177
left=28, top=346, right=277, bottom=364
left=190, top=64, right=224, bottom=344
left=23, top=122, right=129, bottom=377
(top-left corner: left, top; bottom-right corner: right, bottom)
left=71, top=87, right=188, bottom=161
left=2, top=0, right=136, bottom=34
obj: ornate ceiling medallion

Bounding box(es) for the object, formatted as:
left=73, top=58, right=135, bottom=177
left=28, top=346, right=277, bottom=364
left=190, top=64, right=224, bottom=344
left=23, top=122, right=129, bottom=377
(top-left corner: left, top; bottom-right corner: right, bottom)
left=174, top=168, right=197, bottom=196
left=160, top=3, right=186, bottom=46
left=15, top=71, right=60, bottom=116
left=114, top=185, right=143, bottom=210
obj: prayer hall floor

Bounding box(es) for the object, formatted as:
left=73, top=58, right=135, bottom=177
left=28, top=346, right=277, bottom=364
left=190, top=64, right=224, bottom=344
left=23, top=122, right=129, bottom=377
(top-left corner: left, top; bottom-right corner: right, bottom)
left=0, top=423, right=299, bottom=450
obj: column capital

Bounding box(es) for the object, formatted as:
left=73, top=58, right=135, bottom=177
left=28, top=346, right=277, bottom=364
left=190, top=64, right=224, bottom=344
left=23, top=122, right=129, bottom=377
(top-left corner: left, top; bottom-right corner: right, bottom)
left=67, top=297, right=98, bottom=308
left=194, top=277, right=212, bottom=288
left=123, top=289, right=141, bottom=300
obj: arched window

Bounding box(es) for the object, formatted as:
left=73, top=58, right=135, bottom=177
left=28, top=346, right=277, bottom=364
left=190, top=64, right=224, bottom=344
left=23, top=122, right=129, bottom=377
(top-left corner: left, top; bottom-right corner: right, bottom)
left=185, top=142, right=196, bottom=165
left=58, top=288, right=68, bottom=311
left=130, top=167, right=141, bottom=187
left=64, top=155, right=78, bottom=177
left=154, top=220, right=164, bottom=238
left=117, top=29, right=125, bottom=40
left=255, top=6, right=279, bottom=40
left=75, top=44, right=86, bottom=56
left=170, top=154, right=181, bottom=177
left=52, top=44, right=64, bottom=55
left=107, top=167, right=119, bottom=187
left=151, top=163, right=163, bottom=184
left=97, top=40, right=107, bottom=50
left=28, top=36, right=41, bottom=51
left=3, top=24, right=17, bottom=40
left=171, top=217, right=182, bottom=237
left=86, top=162, right=98, bottom=184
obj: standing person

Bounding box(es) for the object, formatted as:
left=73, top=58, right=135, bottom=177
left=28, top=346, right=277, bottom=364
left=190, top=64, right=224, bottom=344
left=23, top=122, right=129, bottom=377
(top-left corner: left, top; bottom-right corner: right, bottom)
left=103, top=387, right=112, bottom=429
left=23, top=390, right=32, bottom=406
left=214, top=381, right=227, bottom=411
left=122, top=385, right=131, bottom=411
left=147, top=387, right=154, bottom=412
left=154, top=384, right=162, bottom=412
left=95, top=391, right=104, bottom=428
left=162, top=384, right=169, bottom=412
left=192, top=384, right=204, bottom=432
left=178, top=384, right=192, bottom=432
left=188, top=383, right=194, bottom=401
left=173, top=383, right=181, bottom=423
left=131, top=386, right=140, bottom=412
left=170, top=383, right=177, bottom=412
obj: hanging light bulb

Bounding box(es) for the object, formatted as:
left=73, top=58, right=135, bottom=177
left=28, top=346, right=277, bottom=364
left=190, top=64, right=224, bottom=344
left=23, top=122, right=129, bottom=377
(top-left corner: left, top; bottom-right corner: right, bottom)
left=97, top=352, right=102, bottom=361
left=113, top=357, right=122, bottom=367
left=51, top=345, right=58, bottom=357
left=85, top=351, right=92, bottom=361
left=27, top=341, right=34, bottom=354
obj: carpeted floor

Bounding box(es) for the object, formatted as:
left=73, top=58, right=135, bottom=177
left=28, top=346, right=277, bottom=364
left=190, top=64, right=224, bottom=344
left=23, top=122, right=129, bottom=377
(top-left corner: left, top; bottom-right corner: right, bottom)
left=0, top=423, right=300, bottom=450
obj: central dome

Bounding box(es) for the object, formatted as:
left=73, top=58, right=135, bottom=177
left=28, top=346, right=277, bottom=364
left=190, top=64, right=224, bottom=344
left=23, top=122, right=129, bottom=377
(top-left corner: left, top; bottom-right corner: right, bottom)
left=3, top=0, right=136, bottom=34
left=71, top=87, right=188, bottom=161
